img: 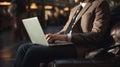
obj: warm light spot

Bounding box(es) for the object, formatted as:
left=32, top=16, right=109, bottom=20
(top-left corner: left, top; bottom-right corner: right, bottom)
left=30, top=3, right=38, bottom=9
left=0, top=1, right=11, bottom=6
left=60, top=10, right=64, bottom=14
left=0, top=52, right=12, bottom=60
left=44, top=5, right=53, bottom=10
left=64, top=7, right=69, bottom=11
left=74, top=0, right=79, bottom=3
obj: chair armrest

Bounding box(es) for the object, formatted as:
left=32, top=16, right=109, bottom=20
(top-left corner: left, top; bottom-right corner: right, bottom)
left=50, top=59, right=119, bottom=67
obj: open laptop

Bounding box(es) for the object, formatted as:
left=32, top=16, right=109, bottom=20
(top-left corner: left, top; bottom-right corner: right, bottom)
left=22, top=17, right=72, bottom=46
left=22, top=17, right=49, bottom=46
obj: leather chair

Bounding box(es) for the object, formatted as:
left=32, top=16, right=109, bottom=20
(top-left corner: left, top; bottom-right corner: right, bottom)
left=49, top=22, right=120, bottom=67
left=49, top=6, right=120, bottom=67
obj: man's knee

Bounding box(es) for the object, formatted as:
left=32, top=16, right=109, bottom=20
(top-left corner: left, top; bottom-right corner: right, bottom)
left=17, top=43, right=33, bottom=52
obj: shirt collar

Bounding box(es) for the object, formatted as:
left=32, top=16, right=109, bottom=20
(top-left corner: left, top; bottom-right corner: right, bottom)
left=80, top=2, right=87, bottom=8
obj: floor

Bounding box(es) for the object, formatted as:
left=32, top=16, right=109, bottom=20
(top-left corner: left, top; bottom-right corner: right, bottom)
left=0, top=25, right=63, bottom=67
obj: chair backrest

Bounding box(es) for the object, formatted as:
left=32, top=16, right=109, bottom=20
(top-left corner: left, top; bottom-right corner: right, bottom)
left=110, top=5, right=120, bottom=43
left=111, top=22, right=120, bottom=44
left=102, top=5, right=120, bottom=48
left=110, top=5, right=120, bottom=28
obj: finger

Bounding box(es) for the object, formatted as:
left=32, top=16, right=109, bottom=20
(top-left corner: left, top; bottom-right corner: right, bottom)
left=46, top=34, right=54, bottom=41
left=46, top=36, right=51, bottom=41
left=45, top=34, right=51, bottom=39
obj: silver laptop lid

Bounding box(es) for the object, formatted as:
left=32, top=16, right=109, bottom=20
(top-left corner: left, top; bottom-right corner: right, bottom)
left=22, top=17, right=49, bottom=46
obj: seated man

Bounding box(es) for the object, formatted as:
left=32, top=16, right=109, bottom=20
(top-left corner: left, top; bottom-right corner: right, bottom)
left=14, top=0, right=111, bottom=67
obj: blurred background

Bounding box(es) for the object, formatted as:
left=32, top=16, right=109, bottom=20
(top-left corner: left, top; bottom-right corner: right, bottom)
left=0, top=0, right=120, bottom=67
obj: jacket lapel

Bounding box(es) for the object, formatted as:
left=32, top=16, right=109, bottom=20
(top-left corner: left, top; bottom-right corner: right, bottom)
left=73, top=2, right=92, bottom=25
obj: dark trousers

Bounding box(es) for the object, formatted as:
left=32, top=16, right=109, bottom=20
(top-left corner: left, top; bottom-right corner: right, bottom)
left=14, top=43, right=77, bottom=67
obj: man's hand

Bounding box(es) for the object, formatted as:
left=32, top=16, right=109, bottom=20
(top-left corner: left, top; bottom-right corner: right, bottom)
left=45, top=33, right=68, bottom=43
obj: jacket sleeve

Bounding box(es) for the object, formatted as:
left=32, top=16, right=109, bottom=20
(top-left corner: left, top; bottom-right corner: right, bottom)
left=71, top=0, right=111, bottom=45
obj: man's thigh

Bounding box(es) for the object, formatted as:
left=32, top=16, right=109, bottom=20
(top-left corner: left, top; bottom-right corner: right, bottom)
left=24, top=44, right=77, bottom=62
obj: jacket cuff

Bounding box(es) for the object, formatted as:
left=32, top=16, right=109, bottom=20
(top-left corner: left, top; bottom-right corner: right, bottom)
left=67, top=33, right=72, bottom=42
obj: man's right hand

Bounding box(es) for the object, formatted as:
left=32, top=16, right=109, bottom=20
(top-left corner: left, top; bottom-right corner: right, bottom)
left=45, top=33, right=68, bottom=43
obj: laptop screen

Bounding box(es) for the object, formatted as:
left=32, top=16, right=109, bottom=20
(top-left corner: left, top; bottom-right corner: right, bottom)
left=22, top=17, right=49, bottom=46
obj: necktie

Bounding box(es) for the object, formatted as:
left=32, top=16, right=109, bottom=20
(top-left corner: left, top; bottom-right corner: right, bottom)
left=66, top=5, right=83, bottom=34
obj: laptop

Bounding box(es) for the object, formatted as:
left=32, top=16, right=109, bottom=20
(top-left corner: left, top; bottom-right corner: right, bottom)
left=22, top=17, right=49, bottom=46
left=22, top=17, right=72, bottom=46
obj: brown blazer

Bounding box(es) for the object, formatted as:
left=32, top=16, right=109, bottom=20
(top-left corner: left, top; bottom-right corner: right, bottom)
left=58, top=0, right=111, bottom=58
